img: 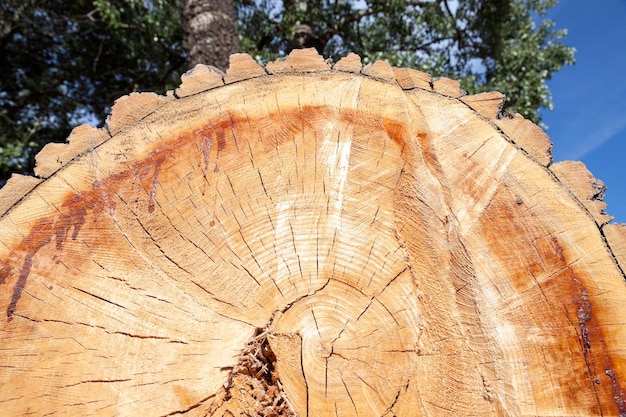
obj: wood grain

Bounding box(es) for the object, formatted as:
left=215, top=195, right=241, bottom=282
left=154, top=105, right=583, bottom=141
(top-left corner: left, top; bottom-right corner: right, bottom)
left=1, top=49, right=625, bottom=416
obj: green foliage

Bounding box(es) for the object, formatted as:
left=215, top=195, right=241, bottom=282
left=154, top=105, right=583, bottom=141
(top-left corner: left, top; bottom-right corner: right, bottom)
left=0, top=0, right=574, bottom=180
left=0, top=0, right=186, bottom=180
left=457, top=0, right=575, bottom=119
left=236, top=0, right=574, bottom=121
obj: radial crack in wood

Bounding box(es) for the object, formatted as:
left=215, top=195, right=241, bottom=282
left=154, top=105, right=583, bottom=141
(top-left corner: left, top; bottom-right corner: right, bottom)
left=1, top=52, right=625, bottom=417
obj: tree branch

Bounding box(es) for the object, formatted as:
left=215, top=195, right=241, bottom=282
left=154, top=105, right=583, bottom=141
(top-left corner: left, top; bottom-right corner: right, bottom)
left=318, top=5, right=382, bottom=46
left=318, top=1, right=434, bottom=50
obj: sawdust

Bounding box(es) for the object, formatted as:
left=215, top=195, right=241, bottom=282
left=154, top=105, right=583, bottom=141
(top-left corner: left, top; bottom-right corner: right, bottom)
left=206, top=328, right=298, bottom=417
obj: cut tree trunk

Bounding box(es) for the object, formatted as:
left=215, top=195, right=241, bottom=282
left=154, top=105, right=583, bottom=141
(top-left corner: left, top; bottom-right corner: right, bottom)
left=1, top=49, right=626, bottom=416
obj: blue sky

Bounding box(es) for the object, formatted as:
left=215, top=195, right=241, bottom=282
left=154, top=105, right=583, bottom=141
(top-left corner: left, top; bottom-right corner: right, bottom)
left=540, top=0, right=626, bottom=224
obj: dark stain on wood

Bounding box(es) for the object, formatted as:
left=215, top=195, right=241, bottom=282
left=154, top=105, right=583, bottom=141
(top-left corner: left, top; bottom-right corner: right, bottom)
left=3, top=182, right=117, bottom=320
left=2, top=104, right=407, bottom=321
left=198, top=132, right=212, bottom=176
left=217, top=129, right=226, bottom=152
left=572, top=277, right=626, bottom=414
left=547, top=237, right=626, bottom=414
left=0, top=261, right=12, bottom=285
left=551, top=236, right=565, bottom=262
left=478, top=185, right=625, bottom=413
left=605, top=367, right=626, bottom=415
left=55, top=207, right=86, bottom=251
left=7, top=220, right=53, bottom=320
left=133, top=147, right=169, bottom=213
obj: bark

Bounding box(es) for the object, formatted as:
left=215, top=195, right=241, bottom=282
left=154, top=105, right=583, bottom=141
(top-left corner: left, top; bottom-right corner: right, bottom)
left=1, top=50, right=625, bottom=416
left=182, top=0, right=241, bottom=70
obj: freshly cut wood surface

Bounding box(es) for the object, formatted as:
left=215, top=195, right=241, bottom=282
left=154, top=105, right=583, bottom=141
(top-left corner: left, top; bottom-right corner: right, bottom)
left=1, top=49, right=625, bottom=416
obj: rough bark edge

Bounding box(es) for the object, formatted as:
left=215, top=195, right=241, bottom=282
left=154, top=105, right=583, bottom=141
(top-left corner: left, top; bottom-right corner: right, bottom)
left=1, top=48, right=623, bottom=271
left=106, top=92, right=176, bottom=136
left=550, top=160, right=613, bottom=226
left=0, top=174, right=42, bottom=215
left=432, top=77, right=464, bottom=97
left=333, top=52, right=362, bottom=73
left=393, top=67, right=432, bottom=90
left=547, top=160, right=624, bottom=279
left=224, top=53, right=267, bottom=84
left=460, top=91, right=505, bottom=120
left=265, top=48, right=331, bottom=74
left=175, top=64, right=225, bottom=97
left=494, top=112, right=552, bottom=166
left=362, top=60, right=396, bottom=83
left=33, top=124, right=111, bottom=178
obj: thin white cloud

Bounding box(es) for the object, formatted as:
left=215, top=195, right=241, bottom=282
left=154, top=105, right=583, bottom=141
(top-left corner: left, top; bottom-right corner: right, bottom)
left=566, top=118, right=626, bottom=160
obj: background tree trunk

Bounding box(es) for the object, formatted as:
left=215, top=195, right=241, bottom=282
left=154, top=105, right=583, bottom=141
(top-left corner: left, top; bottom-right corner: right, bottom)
left=182, top=0, right=241, bottom=70
left=284, top=0, right=324, bottom=54
left=1, top=50, right=625, bottom=416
